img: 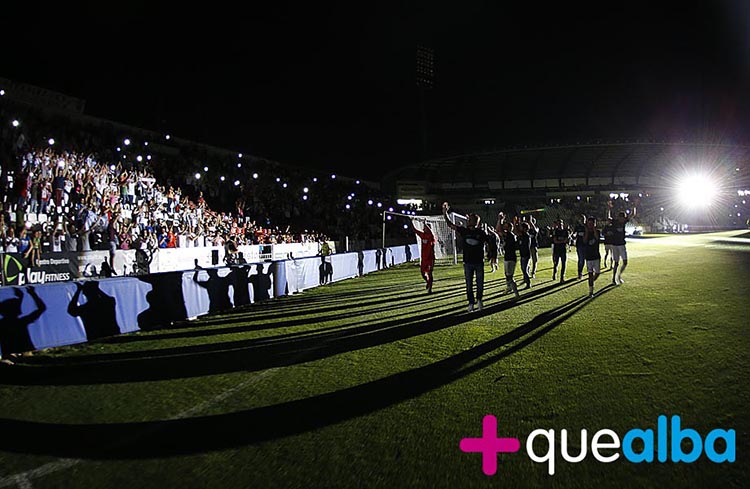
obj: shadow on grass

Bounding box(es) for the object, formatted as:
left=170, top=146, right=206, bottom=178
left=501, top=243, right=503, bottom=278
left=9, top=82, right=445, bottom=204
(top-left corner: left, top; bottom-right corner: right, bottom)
left=0, top=285, right=613, bottom=459
left=100, top=277, right=515, bottom=344
left=0, top=279, right=581, bottom=386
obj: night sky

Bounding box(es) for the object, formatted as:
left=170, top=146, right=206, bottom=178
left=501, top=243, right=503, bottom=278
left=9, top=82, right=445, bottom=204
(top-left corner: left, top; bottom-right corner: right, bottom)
left=1, top=1, right=748, bottom=179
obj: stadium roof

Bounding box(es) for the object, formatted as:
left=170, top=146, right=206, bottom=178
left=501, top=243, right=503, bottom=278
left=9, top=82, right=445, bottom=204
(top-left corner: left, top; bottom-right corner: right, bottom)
left=384, top=141, right=750, bottom=196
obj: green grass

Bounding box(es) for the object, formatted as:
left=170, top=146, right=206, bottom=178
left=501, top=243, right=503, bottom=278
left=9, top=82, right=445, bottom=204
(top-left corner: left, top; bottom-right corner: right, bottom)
left=0, top=231, right=748, bottom=489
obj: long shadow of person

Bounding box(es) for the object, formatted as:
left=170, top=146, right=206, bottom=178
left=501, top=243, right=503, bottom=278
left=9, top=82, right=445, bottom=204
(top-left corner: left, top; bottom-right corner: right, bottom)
left=68, top=282, right=120, bottom=341
left=229, top=265, right=252, bottom=307
left=137, top=272, right=189, bottom=331
left=0, top=287, right=46, bottom=357
left=193, top=268, right=232, bottom=313
left=357, top=251, right=364, bottom=277
left=249, top=264, right=273, bottom=302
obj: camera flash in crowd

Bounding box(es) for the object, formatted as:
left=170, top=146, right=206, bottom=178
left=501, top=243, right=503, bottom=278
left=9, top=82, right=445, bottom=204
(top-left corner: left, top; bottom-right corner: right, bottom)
left=252, top=173, right=259, bottom=179
left=48, top=138, right=55, bottom=145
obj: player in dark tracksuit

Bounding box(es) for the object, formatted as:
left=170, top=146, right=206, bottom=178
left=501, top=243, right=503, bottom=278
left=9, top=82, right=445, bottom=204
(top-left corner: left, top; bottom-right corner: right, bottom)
left=551, top=219, right=570, bottom=283
left=574, top=214, right=587, bottom=280
left=443, top=202, right=488, bottom=312
left=500, top=222, right=520, bottom=298
left=583, top=216, right=602, bottom=297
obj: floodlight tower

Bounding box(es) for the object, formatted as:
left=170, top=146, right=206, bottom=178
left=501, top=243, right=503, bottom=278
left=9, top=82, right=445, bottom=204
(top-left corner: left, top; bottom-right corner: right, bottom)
left=416, top=45, right=435, bottom=162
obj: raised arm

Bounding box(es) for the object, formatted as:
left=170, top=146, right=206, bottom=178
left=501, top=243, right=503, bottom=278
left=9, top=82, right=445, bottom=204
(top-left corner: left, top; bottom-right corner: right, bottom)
left=442, top=202, right=457, bottom=230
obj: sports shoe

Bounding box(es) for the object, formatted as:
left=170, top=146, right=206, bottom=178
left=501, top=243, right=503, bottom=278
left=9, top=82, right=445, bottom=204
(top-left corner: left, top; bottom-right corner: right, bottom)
left=476, top=299, right=484, bottom=311
left=514, top=288, right=520, bottom=298
left=589, top=286, right=594, bottom=297
left=468, top=303, right=475, bottom=313
left=618, top=277, right=625, bottom=285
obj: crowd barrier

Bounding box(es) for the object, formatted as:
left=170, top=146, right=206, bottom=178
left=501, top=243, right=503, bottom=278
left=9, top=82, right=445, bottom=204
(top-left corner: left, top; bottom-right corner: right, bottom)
left=0, top=244, right=419, bottom=358
left=0, top=241, right=332, bottom=286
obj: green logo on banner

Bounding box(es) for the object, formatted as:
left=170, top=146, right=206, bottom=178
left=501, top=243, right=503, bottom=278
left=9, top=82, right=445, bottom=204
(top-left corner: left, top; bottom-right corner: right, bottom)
left=3, top=254, right=25, bottom=285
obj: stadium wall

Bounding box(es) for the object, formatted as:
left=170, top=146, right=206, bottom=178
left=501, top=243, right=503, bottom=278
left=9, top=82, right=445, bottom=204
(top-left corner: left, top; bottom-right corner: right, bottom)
left=0, top=244, right=419, bottom=358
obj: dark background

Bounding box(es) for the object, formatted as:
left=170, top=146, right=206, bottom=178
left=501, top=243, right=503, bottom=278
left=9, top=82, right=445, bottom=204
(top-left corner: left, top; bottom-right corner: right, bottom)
left=1, top=1, right=748, bottom=179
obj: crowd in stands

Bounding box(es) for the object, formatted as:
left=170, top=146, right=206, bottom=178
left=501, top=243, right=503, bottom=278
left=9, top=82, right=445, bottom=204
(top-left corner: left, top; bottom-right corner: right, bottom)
left=0, top=90, right=407, bottom=258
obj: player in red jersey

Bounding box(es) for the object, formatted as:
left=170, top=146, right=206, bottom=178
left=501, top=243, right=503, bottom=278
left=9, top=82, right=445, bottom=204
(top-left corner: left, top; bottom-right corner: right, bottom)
left=411, top=219, right=436, bottom=293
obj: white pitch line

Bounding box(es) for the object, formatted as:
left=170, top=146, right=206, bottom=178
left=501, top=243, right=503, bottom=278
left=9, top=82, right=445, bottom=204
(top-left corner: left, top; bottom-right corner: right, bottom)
left=0, top=368, right=279, bottom=488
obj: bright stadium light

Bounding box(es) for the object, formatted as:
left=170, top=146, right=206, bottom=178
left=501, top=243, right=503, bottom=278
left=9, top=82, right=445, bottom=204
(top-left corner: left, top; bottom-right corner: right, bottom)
left=11, top=119, right=19, bottom=127
left=0, top=89, right=5, bottom=96
left=147, top=155, right=152, bottom=160
left=220, top=176, right=226, bottom=182
left=124, top=138, right=131, bottom=146
left=252, top=173, right=259, bottom=179
left=237, top=163, right=242, bottom=168
left=203, top=166, right=208, bottom=172
left=345, top=204, right=351, bottom=209
left=331, top=174, right=336, bottom=179
left=195, top=172, right=201, bottom=180
left=313, top=177, right=318, bottom=182
left=234, top=180, right=240, bottom=186
left=238, top=153, right=243, bottom=158
left=302, top=195, right=308, bottom=201
left=276, top=177, right=281, bottom=182
left=303, top=187, right=309, bottom=193
left=116, top=147, right=121, bottom=152
left=165, top=134, right=171, bottom=140
left=676, top=173, right=718, bottom=208
left=144, top=141, right=149, bottom=146
left=137, top=155, right=143, bottom=162
left=368, top=200, right=373, bottom=205
left=48, top=138, right=55, bottom=146
left=356, top=180, right=361, bottom=185
left=347, top=195, right=353, bottom=200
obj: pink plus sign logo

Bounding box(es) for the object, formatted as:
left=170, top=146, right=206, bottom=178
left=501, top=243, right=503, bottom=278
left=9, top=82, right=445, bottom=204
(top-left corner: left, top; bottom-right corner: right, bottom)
left=460, top=414, right=521, bottom=475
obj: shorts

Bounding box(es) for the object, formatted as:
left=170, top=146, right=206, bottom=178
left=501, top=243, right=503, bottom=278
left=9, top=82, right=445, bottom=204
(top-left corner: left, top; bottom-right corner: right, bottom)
left=586, top=259, right=600, bottom=274
left=604, top=243, right=614, bottom=255
left=504, top=260, right=517, bottom=276
left=612, top=245, right=628, bottom=262
left=420, top=259, right=434, bottom=274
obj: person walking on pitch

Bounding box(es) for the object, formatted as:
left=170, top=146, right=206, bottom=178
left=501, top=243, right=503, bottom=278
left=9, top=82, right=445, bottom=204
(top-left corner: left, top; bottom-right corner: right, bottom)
left=443, top=202, right=488, bottom=312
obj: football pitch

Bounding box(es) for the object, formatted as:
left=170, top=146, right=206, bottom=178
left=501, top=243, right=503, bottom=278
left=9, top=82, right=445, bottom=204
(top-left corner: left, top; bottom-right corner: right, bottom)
left=0, top=231, right=748, bottom=489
